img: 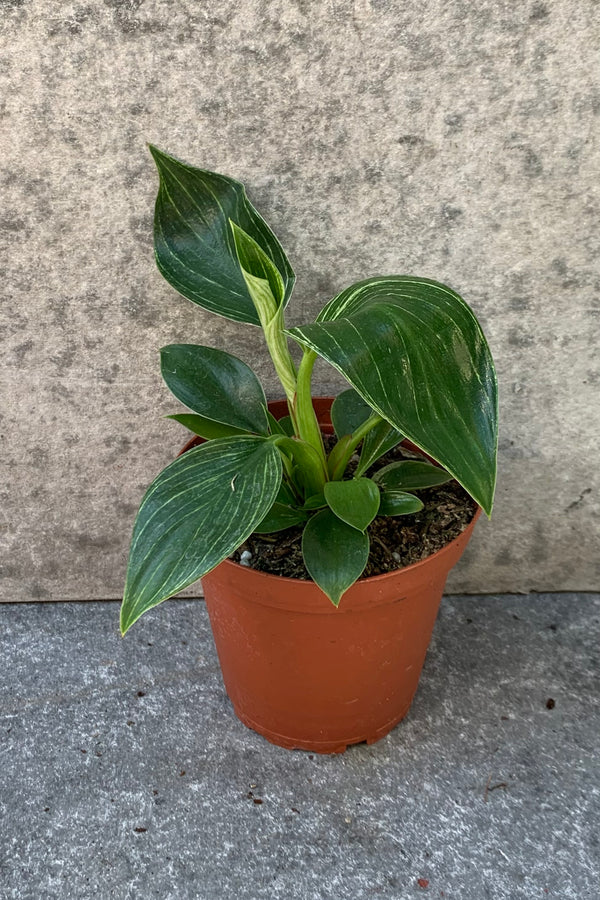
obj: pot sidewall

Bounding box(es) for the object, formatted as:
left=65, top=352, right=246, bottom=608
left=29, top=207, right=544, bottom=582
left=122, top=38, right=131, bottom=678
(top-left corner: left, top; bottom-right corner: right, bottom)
left=186, top=397, right=480, bottom=751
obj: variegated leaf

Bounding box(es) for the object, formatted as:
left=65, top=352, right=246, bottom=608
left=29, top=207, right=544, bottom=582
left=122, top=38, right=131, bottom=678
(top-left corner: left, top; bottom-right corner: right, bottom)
left=150, top=146, right=294, bottom=325
left=121, top=437, right=282, bottom=634
left=160, top=344, right=269, bottom=435
left=288, top=276, right=497, bottom=515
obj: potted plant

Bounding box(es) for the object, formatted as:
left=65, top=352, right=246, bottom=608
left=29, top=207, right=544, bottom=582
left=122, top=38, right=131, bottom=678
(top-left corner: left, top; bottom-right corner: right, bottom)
left=120, top=146, right=498, bottom=753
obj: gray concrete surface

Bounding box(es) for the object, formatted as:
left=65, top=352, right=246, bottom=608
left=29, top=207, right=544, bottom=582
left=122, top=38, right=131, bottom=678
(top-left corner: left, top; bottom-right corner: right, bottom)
left=1, top=592, right=598, bottom=899
left=1, top=2, right=600, bottom=603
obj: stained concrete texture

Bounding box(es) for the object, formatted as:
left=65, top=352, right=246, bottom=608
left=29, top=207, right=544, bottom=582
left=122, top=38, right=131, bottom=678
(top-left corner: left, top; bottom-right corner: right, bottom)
left=1, top=593, right=599, bottom=899
left=1, top=2, right=600, bottom=602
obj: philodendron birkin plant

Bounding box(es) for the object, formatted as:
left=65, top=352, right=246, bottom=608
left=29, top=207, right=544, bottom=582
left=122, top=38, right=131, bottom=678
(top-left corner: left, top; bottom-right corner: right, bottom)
left=120, top=147, right=498, bottom=636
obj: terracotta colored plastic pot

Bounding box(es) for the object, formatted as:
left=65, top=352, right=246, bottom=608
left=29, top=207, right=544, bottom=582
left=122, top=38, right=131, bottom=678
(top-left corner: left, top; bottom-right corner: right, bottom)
left=183, top=398, right=480, bottom=754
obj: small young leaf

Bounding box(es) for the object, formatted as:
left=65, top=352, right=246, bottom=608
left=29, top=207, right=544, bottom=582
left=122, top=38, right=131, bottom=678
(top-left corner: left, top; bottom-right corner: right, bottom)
left=356, top=421, right=403, bottom=477
left=266, top=410, right=286, bottom=435
left=276, top=480, right=298, bottom=506
left=324, top=478, right=380, bottom=532
left=161, top=344, right=269, bottom=435
left=276, top=415, right=295, bottom=437
left=331, top=388, right=372, bottom=438
left=326, top=434, right=353, bottom=480
left=302, top=509, right=369, bottom=606
left=301, top=492, right=327, bottom=510
left=253, top=503, right=308, bottom=534
left=378, top=490, right=424, bottom=516
left=271, top=436, right=327, bottom=499
left=268, top=412, right=295, bottom=437
left=166, top=414, right=247, bottom=440
left=230, top=220, right=285, bottom=313
left=373, top=460, right=453, bottom=491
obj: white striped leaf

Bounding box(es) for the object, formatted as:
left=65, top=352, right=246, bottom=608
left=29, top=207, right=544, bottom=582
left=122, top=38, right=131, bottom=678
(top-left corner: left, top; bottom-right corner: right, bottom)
left=150, top=146, right=294, bottom=325
left=288, top=276, right=498, bottom=515
left=160, top=344, right=269, bottom=435
left=121, top=436, right=282, bottom=634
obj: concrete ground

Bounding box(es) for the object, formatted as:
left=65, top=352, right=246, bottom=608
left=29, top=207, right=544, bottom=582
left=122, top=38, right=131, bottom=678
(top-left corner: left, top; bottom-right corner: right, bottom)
left=1, top=593, right=598, bottom=900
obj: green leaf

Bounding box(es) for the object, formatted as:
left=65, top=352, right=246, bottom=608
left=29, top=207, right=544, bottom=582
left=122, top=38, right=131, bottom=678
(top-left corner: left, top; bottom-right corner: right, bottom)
left=267, top=412, right=295, bottom=437
left=230, top=220, right=284, bottom=323
left=266, top=411, right=286, bottom=435
left=166, top=414, right=247, bottom=440
left=276, top=481, right=298, bottom=505
left=276, top=415, right=295, bottom=437
left=121, top=436, right=282, bottom=634
left=150, top=145, right=294, bottom=325
left=301, top=509, right=370, bottom=606
left=288, top=276, right=497, bottom=515
left=324, top=478, right=380, bottom=532
left=301, top=492, right=327, bottom=510
left=331, top=388, right=372, bottom=438
left=373, top=460, right=453, bottom=491
left=160, top=344, right=268, bottom=435
left=271, top=436, right=327, bottom=499
left=378, top=490, right=424, bottom=516
left=253, top=502, right=308, bottom=533
left=356, top=420, right=404, bottom=477
left=326, top=434, right=353, bottom=481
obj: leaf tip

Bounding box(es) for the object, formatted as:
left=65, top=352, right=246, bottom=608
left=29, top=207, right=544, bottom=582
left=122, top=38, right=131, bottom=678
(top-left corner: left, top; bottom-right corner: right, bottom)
left=147, top=142, right=172, bottom=160
left=148, top=142, right=166, bottom=167
left=228, top=218, right=244, bottom=245
left=119, top=607, right=132, bottom=637
left=120, top=588, right=141, bottom=636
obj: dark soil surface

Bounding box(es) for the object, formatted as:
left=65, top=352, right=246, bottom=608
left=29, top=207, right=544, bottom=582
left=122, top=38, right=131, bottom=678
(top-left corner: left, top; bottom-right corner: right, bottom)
left=232, top=439, right=478, bottom=580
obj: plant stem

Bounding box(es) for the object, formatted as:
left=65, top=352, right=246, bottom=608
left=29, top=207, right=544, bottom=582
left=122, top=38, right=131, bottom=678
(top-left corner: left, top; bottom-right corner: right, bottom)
left=294, top=349, right=328, bottom=473
left=328, top=412, right=382, bottom=480
left=271, top=435, right=326, bottom=498
left=259, top=301, right=326, bottom=480
left=262, top=308, right=298, bottom=407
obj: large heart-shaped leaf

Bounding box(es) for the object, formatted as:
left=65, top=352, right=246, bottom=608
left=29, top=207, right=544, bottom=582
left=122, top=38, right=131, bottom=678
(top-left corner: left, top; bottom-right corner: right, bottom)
left=150, top=146, right=295, bottom=325
left=160, top=344, right=269, bottom=435
left=301, top=509, right=370, bottom=606
left=121, top=436, right=282, bottom=634
left=288, top=276, right=497, bottom=515
left=324, top=478, right=380, bottom=532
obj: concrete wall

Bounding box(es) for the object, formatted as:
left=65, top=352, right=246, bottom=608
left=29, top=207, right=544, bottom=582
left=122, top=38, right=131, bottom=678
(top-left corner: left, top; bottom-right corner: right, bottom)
left=2, top=0, right=599, bottom=602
